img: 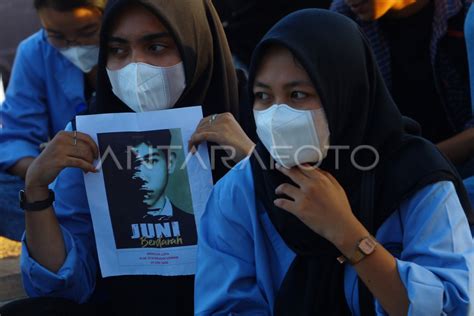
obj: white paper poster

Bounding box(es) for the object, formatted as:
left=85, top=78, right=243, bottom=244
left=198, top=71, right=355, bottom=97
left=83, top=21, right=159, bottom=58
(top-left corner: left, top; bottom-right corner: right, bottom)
left=77, top=106, right=213, bottom=277
left=0, top=74, right=4, bottom=129
left=0, top=75, right=4, bottom=105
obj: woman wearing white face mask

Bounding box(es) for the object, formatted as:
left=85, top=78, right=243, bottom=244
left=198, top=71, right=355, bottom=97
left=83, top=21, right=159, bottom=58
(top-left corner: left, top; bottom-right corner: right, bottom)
left=0, top=0, right=105, bottom=241
left=2, top=0, right=255, bottom=315
left=196, top=10, right=474, bottom=316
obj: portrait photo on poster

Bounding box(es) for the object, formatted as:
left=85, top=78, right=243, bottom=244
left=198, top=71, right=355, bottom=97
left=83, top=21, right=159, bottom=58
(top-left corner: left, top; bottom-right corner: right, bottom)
left=97, top=128, right=196, bottom=250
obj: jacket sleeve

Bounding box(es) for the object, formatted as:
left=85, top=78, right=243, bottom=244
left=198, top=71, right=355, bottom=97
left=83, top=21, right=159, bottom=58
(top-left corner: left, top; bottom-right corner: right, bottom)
left=0, top=35, right=49, bottom=170
left=195, top=176, right=271, bottom=316
left=389, top=181, right=473, bottom=316
left=20, top=124, right=98, bottom=304
left=465, top=4, right=474, bottom=129
left=329, top=0, right=353, bottom=15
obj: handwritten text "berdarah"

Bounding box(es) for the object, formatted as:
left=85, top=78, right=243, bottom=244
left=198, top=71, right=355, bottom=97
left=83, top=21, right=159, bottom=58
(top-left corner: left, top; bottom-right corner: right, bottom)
left=140, top=236, right=183, bottom=248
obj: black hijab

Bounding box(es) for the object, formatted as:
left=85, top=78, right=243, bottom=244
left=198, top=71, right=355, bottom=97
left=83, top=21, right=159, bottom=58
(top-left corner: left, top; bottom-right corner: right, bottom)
left=248, top=9, right=474, bottom=315
left=82, top=1, right=242, bottom=314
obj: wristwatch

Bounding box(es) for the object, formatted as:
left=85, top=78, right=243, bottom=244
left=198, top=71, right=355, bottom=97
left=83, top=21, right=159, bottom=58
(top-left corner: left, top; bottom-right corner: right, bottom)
left=337, top=235, right=377, bottom=265
left=19, top=189, right=55, bottom=212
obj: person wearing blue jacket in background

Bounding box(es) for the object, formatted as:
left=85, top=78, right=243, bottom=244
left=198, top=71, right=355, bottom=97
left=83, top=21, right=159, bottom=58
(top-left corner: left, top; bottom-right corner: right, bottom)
left=0, top=0, right=105, bottom=241
left=463, top=5, right=474, bottom=208
left=195, top=10, right=474, bottom=316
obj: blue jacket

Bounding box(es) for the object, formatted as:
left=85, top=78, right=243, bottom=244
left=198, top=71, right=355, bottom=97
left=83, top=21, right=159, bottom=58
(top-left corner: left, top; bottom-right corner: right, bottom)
left=466, top=5, right=474, bottom=114
left=195, top=159, right=474, bottom=315
left=0, top=30, right=87, bottom=170
left=21, top=128, right=98, bottom=304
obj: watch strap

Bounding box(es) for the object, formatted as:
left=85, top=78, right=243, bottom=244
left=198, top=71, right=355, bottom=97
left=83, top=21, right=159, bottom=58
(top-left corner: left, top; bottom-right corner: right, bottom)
left=337, top=235, right=377, bottom=265
left=19, top=189, right=55, bottom=212
left=347, top=247, right=367, bottom=265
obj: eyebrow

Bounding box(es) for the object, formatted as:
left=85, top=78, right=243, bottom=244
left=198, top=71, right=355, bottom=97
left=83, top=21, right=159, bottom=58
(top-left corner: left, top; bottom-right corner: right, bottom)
left=108, top=32, right=171, bottom=44
left=141, top=32, right=171, bottom=42
left=254, top=80, right=313, bottom=89
left=284, top=80, right=313, bottom=88
left=254, top=81, right=271, bottom=89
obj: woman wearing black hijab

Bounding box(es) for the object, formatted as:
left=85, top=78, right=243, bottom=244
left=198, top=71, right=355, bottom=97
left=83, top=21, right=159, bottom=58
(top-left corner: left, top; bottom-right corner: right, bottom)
left=195, top=9, right=474, bottom=316
left=3, top=0, right=254, bottom=315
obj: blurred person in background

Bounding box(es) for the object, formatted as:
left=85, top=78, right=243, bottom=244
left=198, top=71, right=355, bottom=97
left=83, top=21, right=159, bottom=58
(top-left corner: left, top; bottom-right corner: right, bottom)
left=214, top=0, right=331, bottom=70
left=0, top=0, right=40, bottom=88
left=0, top=0, right=106, bottom=241
left=331, top=0, right=474, bottom=178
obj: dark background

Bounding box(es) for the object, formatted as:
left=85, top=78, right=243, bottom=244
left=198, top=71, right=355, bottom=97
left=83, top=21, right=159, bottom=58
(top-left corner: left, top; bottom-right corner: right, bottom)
left=0, top=0, right=41, bottom=88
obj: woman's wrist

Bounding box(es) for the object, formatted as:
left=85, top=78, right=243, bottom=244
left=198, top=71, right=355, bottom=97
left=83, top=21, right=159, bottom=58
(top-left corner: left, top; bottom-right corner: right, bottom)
left=24, top=184, right=51, bottom=203
left=234, top=140, right=256, bottom=162
left=330, top=217, right=370, bottom=257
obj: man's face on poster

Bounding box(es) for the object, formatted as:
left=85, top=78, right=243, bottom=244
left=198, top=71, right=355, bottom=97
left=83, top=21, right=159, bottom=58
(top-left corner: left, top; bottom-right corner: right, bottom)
left=131, top=142, right=176, bottom=208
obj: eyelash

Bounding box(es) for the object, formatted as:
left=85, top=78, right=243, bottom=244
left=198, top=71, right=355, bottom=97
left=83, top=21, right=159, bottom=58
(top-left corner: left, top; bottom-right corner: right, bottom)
left=82, top=31, right=98, bottom=38
left=254, top=91, right=309, bottom=101
left=292, top=91, right=308, bottom=99
left=108, top=47, right=126, bottom=55
left=47, top=29, right=98, bottom=39
left=107, top=43, right=167, bottom=56
left=149, top=44, right=166, bottom=52
left=254, top=92, right=270, bottom=101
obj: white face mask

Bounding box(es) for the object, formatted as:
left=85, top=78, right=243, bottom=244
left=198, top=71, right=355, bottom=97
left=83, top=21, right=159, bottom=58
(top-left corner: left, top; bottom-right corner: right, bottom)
left=59, top=45, right=99, bottom=73
left=254, top=104, right=330, bottom=168
left=106, top=62, right=186, bottom=112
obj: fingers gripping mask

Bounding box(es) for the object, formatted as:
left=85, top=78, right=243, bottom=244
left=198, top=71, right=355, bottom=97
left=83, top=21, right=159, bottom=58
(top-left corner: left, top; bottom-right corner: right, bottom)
left=106, top=62, right=186, bottom=112
left=254, top=104, right=330, bottom=168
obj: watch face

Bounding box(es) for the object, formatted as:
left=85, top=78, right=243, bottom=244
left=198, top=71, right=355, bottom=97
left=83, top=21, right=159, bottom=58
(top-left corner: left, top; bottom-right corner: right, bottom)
left=359, top=237, right=376, bottom=255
